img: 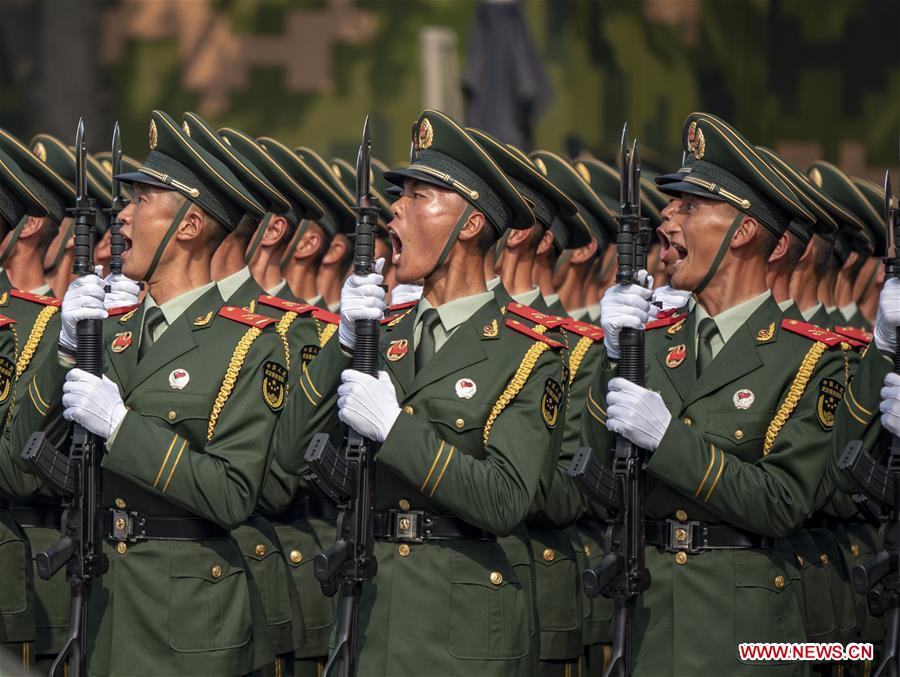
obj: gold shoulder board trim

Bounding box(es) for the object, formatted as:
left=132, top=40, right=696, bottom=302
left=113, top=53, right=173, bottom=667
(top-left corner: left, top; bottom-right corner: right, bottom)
left=207, top=326, right=263, bottom=441
left=762, top=341, right=826, bottom=455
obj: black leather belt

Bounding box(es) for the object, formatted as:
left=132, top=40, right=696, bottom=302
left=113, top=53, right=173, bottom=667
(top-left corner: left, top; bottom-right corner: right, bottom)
left=272, top=495, right=338, bottom=524
left=373, top=510, right=496, bottom=543
left=103, top=509, right=229, bottom=542
left=645, top=518, right=773, bottom=554
left=10, top=505, right=62, bottom=530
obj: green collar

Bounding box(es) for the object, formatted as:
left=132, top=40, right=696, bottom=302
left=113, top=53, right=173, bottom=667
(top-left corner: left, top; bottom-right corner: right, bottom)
left=695, top=290, right=771, bottom=349
left=147, top=281, right=217, bottom=330
left=216, top=266, right=252, bottom=302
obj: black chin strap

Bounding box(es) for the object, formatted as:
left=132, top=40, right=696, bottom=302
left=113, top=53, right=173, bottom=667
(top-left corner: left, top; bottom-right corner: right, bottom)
left=693, top=212, right=745, bottom=296
left=144, top=199, right=191, bottom=283
left=244, top=213, right=273, bottom=266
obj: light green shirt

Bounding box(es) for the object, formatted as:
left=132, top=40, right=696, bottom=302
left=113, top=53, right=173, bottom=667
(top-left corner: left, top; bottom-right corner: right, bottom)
left=267, top=279, right=288, bottom=296
left=543, top=293, right=560, bottom=307
left=216, top=266, right=252, bottom=302
left=511, top=286, right=541, bottom=307
left=486, top=276, right=502, bottom=291
left=569, top=307, right=591, bottom=321
left=694, top=290, right=771, bottom=360
left=308, top=294, right=323, bottom=307
left=30, top=284, right=52, bottom=296
left=414, top=290, right=494, bottom=354
left=800, top=303, right=823, bottom=322
left=777, top=299, right=794, bottom=311
left=143, top=281, right=217, bottom=344
left=587, top=303, right=601, bottom=322
left=328, top=300, right=340, bottom=313
left=840, top=301, right=858, bottom=322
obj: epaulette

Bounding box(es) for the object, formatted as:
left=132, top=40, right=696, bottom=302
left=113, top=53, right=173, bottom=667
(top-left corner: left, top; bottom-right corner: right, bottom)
left=257, top=295, right=315, bottom=316
left=562, top=317, right=604, bottom=341
left=386, top=300, right=417, bottom=312
left=107, top=303, right=140, bottom=317
left=656, top=308, right=679, bottom=320
left=505, top=318, right=564, bottom=349
left=506, top=302, right=566, bottom=328
left=382, top=307, right=415, bottom=326
left=833, top=325, right=871, bottom=345
left=311, top=308, right=339, bottom=324
left=0, top=314, right=16, bottom=328
left=780, top=319, right=854, bottom=348
left=10, top=289, right=61, bottom=307
left=218, top=305, right=279, bottom=328
left=645, top=313, right=686, bottom=330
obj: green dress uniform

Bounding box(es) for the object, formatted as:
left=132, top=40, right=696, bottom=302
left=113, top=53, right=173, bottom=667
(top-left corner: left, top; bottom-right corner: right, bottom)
left=582, top=113, right=848, bottom=676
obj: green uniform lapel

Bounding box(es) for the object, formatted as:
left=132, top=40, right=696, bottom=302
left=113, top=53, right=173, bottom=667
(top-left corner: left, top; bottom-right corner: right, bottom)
left=105, top=306, right=143, bottom=387
left=654, top=311, right=696, bottom=402
left=381, top=308, right=416, bottom=395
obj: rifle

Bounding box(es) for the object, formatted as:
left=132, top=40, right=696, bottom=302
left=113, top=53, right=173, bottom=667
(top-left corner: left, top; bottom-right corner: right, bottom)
left=838, top=167, right=900, bottom=677
left=20, top=118, right=108, bottom=677
left=303, top=116, right=380, bottom=677
left=106, top=122, right=126, bottom=276
left=567, top=124, right=651, bottom=677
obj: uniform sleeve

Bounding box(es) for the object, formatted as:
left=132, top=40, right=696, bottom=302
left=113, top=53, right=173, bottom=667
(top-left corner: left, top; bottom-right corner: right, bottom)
left=102, top=333, right=284, bottom=529
left=256, top=456, right=301, bottom=515
left=644, top=344, right=846, bottom=537
left=273, top=336, right=350, bottom=474
left=377, top=347, right=564, bottom=536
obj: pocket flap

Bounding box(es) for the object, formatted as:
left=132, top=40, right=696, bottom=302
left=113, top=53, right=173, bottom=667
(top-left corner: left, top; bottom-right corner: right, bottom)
left=427, top=397, right=491, bottom=433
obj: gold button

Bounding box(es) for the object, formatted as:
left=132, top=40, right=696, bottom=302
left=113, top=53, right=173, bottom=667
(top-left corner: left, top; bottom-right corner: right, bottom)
left=796, top=555, right=805, bottom=567
left=403, top=405, right=414, bottom=415
left=682, top=417, right=693, bottom=426
left=675, top=551, right=688, bottom=565
left=774, top=575, right=785, bottom=589
left=211, top=565, right=222, bottom=579
left=455, top=418, right=465, bottom=429
left=674, top=528, right=687, bottom=542
left=851, top=544, right=860, bottom=557
left=820, top=553, right=830, bottom=566
left=115, top=518, right=126, bottom=530
left=584, top=545, right=591, bottom=557
left=675, top=509, right=688, bottom=521
left=398, top=499, right=411, bottom=511
left=255, top=544, right=265, bottom=557
left=734, top=429, right=744, bottom=440
left=167, top=410, right=177, bottom=421
left=490, top=571, right=503, bottom=585
left=398, top=544, right=410, bottom=557
left=542, top=548, right=555, bottom=562
left=114, top=498, right=126, bottom=509
left=290, top=550, right=302, bottom=563
left=116, top=542, right=127, bottom=555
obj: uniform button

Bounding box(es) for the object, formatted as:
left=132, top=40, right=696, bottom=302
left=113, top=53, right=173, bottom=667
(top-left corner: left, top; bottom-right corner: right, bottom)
left=211, top=565, right=222, bottom=578
left=398, top=499, right=411, bottom=511
left=114, top=498, right=126, bottom=509
left=398, top=544, right=410, bottom=557
left=455, top=418, right=465, bottom=429
left=490, top=571, right=503, bottom=585
left=255, top=544, right=266, bottom=557
left=851, top=544, right=860, bottom=557
left=675, top=509, right=688, bottom=521
left=774, top=575, right=785, bottom=589
left=675, top=552, right=688, bottom=565
left=403, top=405, right=414, bottom=415
left=734, top=429, right=744, bottom=440
left=116, top=542, right=127, bottom=555
left=542, top=548, right=555, bottom=562
left=167, top=410, right=177, bottom=421
left=820, top=553, right=830, bottom=566
left=115, top=518, right=126, bottom=531
left=584, top=545, right=591, bottom=557
left=290, top=550, right=302, bottom=563
left=682, top=417, right=693, bottom=426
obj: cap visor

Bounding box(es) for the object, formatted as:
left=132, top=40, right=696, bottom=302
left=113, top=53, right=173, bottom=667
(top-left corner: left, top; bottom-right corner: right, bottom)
left=656, top=179, right=728, bottom=204
left=114, top=170, right=172, bottom=191
left=383, top=168, right=452, bottom=192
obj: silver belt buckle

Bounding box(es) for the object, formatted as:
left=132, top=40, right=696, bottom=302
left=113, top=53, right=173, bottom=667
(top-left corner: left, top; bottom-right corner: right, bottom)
left=393, top=510, right=425, bottom=543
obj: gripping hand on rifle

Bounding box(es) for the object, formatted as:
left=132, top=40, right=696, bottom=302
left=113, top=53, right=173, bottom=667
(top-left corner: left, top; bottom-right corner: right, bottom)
left=337, top=370, right=400, bottom=442
left=879, top=372, right=900, bottom=436
left=103, top=272, right=141, bottom=309
left=59, top=275, right=107, bottom=352
left=600, top=268, right=654, bottom=360
left=62, top=369, right=127, bottom=439
left=338, top=257, right=386, bottom=351
left=606, top=376, right=671, bottom=451
left=874, top=277, right=900, bottom=355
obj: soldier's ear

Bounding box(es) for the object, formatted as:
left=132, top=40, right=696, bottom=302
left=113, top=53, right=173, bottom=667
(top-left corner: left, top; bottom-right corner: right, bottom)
left=261, top=215, right=290, bottom=248
left=729, top=214, right=761, bottom=250
left=535, top=228, right=555, bottom=256
left=322, top=234, right=348, bottom=265
left=457, top=209, right=487, bottom=243
left=766, top=232, right=790, bottom=264
left=569, top=236, right=599, bottom=264
left=176, top=206, right=205, bottom=243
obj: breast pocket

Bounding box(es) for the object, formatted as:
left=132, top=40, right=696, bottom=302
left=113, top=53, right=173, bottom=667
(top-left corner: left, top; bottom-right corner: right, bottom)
left=426, top=397, right=492, bottom=451
left=705, top=410, right=773, bottom=458
left=133, top=390, right=211, bottom=442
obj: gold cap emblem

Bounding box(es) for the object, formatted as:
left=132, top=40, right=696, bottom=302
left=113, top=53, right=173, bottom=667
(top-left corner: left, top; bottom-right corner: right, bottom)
left=32, top=141, right=47, bottom=162
left=576, top=162, right=590, bottom=184
left=417, top=117, right=434, bottom=150
left=149, top=120, right=158, bottom=150
left=534, top=157, right=547, bottom=175
left=808, top=167, right=823, bottom=188
left=181, top=121, right=191, bottom=137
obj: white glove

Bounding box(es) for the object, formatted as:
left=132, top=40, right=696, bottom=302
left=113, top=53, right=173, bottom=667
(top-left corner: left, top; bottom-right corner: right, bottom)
left=103, top=272, right=141, bottom=310
left=605, top=377, right=672, bottom=451
left=339, top=258, right=386, bottom=350
left=391, top=282, right=424, bottom=305
left=60, top=275, right=108, bottom=351
left=600, top=269, right=653, bottom=360
left=337, top=369, right=401, bottom=443
left=62, top=369, right=128, bottom=439
left=652, top=285, right=692, bottom=311
left=874, top=278, right=900, bottom=354
left=879, top=372, right=900, bottom=435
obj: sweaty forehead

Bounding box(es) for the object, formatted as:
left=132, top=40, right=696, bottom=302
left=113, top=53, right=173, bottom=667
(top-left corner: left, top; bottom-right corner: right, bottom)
left=403, top=177, right=454, bottom=197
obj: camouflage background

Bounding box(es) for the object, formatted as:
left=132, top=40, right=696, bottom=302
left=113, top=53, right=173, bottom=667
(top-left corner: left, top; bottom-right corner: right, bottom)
left=0, top=0, right=897, bottom=180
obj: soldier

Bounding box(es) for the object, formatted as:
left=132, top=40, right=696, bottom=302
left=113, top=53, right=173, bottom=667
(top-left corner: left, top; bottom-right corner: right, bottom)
left=852, top=177, right=889, bottom=325
left=585, top=112, right=847, bottom=675
left=13, top=109, right=288, bottom=676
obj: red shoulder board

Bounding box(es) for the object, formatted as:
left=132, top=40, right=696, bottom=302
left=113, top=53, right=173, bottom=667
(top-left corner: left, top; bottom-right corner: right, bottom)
left=218, top=305, right=278, bottom=328
left=0, top=314, right=16, bottom=327
left=646, top=313, right=686, bottom=330
left=386, top=300, right=418, bottom=312
left=311, top=308, right=339, bottom=324
left=505, top=318, right=564, bottom=349
left=833, top=325, right=872, bottom=345
left=382, top=307, right=415, bottom=325
left=506, top=302, right=565, bottom=328
left=107, top=303, right=140, bottom=317
left=562, top=317, right=604, bottom=341
left=780, top=319, right=851, bottom=348
left=9, top=289, right=61, bottom=307
left=657, top=308, right=678, bottom=320
left=257, top=295, right=314, bottom=316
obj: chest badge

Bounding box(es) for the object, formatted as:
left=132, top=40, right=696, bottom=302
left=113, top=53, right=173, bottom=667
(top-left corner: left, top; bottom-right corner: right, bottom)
left=169, top=368, right=190, bottom=390
left=111, top=331, right=133, bottom=353
left=666, top=344, right=687, bottom=368
left=386, top=339, right=409, bottom=361
left=483, top=319, right=499, bottom=338
left=733, top=388, right=755, bottom=410
left=455, top=378, right=477, bottom=399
